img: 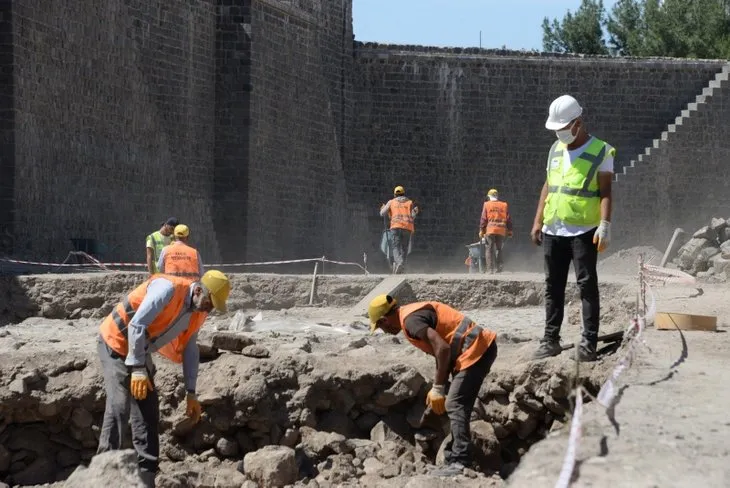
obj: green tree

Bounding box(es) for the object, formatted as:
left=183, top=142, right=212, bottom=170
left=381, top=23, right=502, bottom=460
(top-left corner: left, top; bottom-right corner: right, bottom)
left=606, top=0, right=644, bottom=56
left=544, top=0, right=730, bottom=59
left=542, top=0, right=608, bottom=55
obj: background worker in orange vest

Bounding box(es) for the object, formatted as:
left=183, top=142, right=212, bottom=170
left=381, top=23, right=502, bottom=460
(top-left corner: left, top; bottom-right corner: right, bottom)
left=379, top=185, right=419, bottom=274
left=368, top=294, right=498, bottom=478
left=96, top=270, right=230, bottom=487
left=157, top=224, right=205, bottom=281
left=479, top=188, right=513, bottom=273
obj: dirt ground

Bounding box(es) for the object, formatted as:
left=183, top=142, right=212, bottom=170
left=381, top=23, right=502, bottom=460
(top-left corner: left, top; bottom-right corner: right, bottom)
left=510, top=281, right=730, bottom=488
left=0, top=250, right=728, bottom=487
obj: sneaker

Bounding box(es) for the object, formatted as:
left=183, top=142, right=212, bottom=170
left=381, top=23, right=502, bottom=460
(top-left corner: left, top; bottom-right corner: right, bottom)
left=432, top=462, right=465, bottom=477
left=532, top=338, right=562, bottom=360
left=574, top=341, right=597, bottom=362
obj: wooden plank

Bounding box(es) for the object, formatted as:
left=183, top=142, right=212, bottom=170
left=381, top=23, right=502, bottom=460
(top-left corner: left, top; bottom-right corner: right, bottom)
left=349, top=276, right=408, bottom=318
left=655, top=311, right=717, bottom=331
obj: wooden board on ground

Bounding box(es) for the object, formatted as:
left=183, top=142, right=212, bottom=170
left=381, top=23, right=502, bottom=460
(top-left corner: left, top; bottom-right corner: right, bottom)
left=655, top=311, right=717, bottom=331
left=349, top=276, right=408, bottom=318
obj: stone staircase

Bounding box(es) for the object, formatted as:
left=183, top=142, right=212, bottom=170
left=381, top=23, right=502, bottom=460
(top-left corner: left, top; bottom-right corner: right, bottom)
left=615, top=63, right=730, bottom=182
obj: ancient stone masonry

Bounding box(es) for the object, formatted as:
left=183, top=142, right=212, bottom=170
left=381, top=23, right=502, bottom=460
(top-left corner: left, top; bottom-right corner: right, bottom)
left=9, top=0, right=220, bottom=262
left=347, top=46, right=724, bottom=267
left=612, top=65, right=730, bottom=250
left=1, top=0, right=729, bottom=270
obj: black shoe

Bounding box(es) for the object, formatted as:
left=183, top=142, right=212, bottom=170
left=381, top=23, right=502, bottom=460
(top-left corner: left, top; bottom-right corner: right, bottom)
left=532, top=338, right=562, bottom=360
left=574, top=341, right=597, bottom=362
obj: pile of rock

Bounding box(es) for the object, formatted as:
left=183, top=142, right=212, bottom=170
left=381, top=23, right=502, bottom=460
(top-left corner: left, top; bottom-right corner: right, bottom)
left=672, top=217, right=730, bottom=281
left=0, top=325, right=607, bottom=487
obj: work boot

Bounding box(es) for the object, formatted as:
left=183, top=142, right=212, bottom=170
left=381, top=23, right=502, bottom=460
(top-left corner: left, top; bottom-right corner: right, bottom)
left=574, top=340, right=597, bottom=362
left=532, top=338, right=562, bottom=360
left=432, top=462, right=465, bottom=477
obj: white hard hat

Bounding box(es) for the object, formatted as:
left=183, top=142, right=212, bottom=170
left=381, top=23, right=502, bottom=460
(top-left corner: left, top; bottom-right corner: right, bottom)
left=545, top=95, right=583, bottom=130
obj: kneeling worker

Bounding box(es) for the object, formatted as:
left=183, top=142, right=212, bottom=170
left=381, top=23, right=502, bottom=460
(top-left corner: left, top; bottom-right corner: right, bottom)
left=96, top=270, right=231, bottom=487
left=368, top=295, right=498, bottom=477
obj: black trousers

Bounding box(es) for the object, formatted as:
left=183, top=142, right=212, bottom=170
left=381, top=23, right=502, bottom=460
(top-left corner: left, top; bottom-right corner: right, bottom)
left=444, top=342, right=498, bottom=465
left=543, top=230, right=599, bottom=344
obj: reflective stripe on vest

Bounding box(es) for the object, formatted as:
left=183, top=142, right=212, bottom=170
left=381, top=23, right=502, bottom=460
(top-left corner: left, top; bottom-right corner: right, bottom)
left=543, top=137, right=614, bottom=227
left=448, top=316, right=485, bottom=371
left=99, top=275, right=207, bottom=363
left=398, top=301, right=496, bottom=373
left=546, top=144, right=606, bottom=198
left=389, top=198, right=414, bottom=232
left=111, top=297, right=136, bottom=335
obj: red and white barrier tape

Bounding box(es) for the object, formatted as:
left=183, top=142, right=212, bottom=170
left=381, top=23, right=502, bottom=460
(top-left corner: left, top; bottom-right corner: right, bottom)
left=0, top=253, right=369, bottom=273
left=597, top=317, right=646, bottom=408
left=642, top=264, right=696, bottom=285
left=555, top=385, right=584, bottom=488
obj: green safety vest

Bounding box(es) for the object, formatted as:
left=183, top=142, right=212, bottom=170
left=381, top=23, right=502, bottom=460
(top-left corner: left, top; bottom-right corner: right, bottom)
left=146, top=231, right=169, bottom=273
left=542, top=137, right=615, bottom=227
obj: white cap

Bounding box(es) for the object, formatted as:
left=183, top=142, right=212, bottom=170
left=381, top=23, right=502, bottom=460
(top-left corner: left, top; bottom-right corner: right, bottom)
left=545, top=95, right=583, bottom=130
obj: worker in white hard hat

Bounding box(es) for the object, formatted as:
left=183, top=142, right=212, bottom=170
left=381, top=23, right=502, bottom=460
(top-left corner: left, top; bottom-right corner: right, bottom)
left=479, top=189, right=513, bottom=273
left=368, top=294, right=497, bottom=477
left=379, top=185, right=420, bottom=274
left=530, top=95, right=615, bottom=362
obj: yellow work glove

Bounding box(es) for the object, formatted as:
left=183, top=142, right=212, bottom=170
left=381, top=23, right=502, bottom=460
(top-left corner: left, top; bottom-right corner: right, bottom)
left=426, top=384, right=447, bottom=415
left=130, top=369, right=154, bottom=401
left=186, top=392, right=202, bottom=424
left=592, top=220, right=611, bottom=253
left=478, top=230, right=486, bottom=239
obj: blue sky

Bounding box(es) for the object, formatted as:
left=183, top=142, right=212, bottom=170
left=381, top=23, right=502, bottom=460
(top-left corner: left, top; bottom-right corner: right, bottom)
left=353, top=0, right=619, bottom=51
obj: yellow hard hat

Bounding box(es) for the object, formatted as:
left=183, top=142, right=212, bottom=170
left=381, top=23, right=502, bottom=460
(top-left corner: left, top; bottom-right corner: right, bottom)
left=368, top=294, right=397, bottom=334
left=393, top=186, right=405, bottom=196
left=487, top=189, right=498, bottom=197
left=201, top=270, right=230, bottom=313
left=174, top=224, right=190, bottom=238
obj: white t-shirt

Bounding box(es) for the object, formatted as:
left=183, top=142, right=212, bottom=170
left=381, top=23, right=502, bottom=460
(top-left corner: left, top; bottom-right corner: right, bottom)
left=542, top=136, right=614, bottom=237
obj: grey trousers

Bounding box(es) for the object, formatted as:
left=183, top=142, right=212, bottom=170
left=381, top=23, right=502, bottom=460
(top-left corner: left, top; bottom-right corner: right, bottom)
left=486, top=234, right=505, bottom=272
left=391, top=228, right=411, bottom=272
left=96, top=336, right=159, bottom=487
left=444, top=342, right=498, bottom=466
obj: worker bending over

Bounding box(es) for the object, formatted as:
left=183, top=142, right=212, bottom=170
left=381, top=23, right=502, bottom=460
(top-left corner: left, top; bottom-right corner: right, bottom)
left=380, top=185, right=419, bottom=274
left=157, top=224, right=204, bottom=281
left=531, top=94, right=614, bottom=362
left=368, top=295, right=498, bottom=477
left=96, top=270, right=230, bottom=487
left=146, top=217, right=178, bottom=275
left=479, top=188, right=512, bottom=273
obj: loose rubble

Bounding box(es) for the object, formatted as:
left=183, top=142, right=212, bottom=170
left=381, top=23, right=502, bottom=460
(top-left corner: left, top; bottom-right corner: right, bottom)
left=0, top=273, right=618, bottom=487
left=672, top=217, right=730, bottom=281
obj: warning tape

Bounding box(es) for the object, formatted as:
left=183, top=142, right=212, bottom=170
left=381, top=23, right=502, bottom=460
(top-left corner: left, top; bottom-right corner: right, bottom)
left=642, top=264, right=696, bottom=285
left=0, top=253, right=369, bottom=274
left=555, top=385, right=584, bottom=488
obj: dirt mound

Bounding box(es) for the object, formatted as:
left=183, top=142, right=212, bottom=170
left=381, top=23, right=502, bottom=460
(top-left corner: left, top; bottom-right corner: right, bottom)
left=598, top=246, right=663, bottom=276
left=0, top=315, right=612, bottom=487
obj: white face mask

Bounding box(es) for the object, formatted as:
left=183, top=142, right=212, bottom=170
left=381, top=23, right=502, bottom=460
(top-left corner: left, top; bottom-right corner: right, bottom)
left=555, top=119, right=580, bottom=144
left=555, top=127, right=577, bottom=145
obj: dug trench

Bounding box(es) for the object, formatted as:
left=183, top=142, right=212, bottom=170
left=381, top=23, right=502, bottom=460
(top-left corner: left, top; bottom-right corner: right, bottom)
left=0, top=273, right=632, bottom=487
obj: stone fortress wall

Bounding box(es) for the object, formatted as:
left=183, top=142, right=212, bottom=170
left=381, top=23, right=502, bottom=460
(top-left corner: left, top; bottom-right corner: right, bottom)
left=1, top=0, right=728, bottom=269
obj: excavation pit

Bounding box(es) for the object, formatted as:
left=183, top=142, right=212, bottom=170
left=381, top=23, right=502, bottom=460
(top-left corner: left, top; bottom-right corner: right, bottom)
left=0, top=273, right=627, bottom=487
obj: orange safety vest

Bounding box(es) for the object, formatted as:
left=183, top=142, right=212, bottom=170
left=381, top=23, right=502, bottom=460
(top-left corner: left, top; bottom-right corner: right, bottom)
left=398, top=301, right=496, bottom=373
left=162, top=242, right=201, bottom=280
left=99, top=275, right=207, bottom=363
left=389, top=198, right=415, bottom=232
left=484, top=201, right=508, bottom=236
